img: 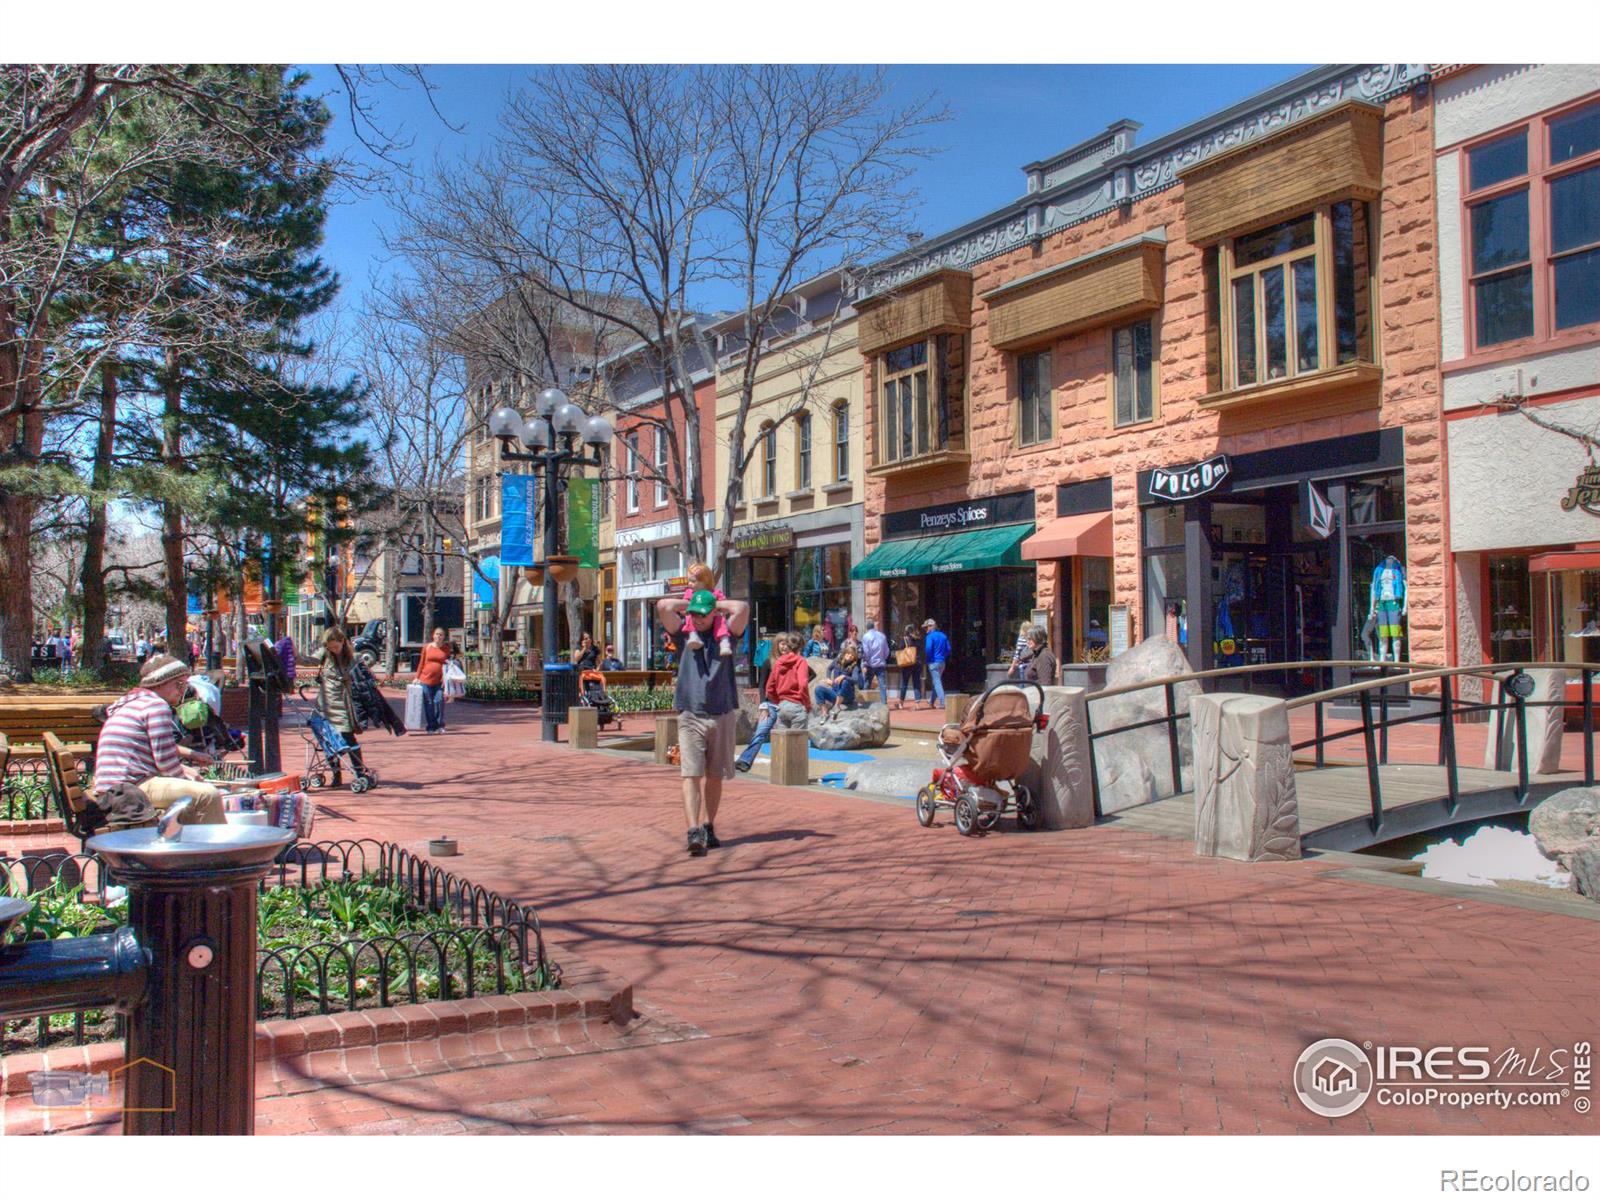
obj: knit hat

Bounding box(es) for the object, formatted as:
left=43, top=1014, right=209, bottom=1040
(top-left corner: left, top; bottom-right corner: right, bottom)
left=139, top=653, right=189, bottom=688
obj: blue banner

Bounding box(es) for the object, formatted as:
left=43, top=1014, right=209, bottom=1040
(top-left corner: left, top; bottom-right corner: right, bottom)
left=472, top=555, right=501, bottom=609
left=500, top=476, right=538, bottom=566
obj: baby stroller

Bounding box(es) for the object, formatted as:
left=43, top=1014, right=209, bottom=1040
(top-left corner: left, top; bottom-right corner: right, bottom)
left=174, top=676, right=244, bottom=760
left=292, top=687, right=378, bottom=793
left=577, top=669, right=621, bottom=730
left=916, top=681, right=1049, bottom=836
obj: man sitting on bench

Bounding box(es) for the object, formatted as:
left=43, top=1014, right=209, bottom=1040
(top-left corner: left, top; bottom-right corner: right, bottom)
left=93, top=654, right=226, bottom=825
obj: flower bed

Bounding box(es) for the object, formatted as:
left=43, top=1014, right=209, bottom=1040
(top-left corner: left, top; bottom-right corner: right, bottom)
left=608, top=687, right=676, bottom=714
left=463, top=674, right=539, bottom=702
left=0, top=840, right=558, bottom=1054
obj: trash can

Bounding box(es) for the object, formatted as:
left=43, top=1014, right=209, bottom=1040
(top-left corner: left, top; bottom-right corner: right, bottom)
left=543, top=661, right=575, bottom=723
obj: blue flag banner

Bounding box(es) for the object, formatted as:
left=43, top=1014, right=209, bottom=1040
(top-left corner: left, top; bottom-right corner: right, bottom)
left=500, top=476, right=539, bottom=566
left=472, top=555, right=501, bottom=609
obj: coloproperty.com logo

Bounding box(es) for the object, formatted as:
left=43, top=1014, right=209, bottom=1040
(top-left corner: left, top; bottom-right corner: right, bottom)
left=1294, top=1038, right=1593, bottom=1118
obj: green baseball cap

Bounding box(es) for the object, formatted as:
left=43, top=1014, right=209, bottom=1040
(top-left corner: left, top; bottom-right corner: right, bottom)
left=687, top=589, right=717, bottom=615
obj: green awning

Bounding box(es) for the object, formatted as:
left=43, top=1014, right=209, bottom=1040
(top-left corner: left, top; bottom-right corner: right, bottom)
left=851, top=523, right=1035, bottom=581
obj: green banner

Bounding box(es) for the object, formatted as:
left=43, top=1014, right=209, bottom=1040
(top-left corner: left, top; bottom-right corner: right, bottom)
left=281, top=562, right=299, bottom=604
left=567, top=476, right=600, bottom=568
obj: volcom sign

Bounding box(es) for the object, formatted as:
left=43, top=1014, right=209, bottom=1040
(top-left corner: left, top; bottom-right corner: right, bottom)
left=1147, top=454, right=1231, bottom=503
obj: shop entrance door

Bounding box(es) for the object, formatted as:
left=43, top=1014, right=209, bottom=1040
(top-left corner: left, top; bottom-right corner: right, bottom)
left=924, top=567, right=1037, bottom=694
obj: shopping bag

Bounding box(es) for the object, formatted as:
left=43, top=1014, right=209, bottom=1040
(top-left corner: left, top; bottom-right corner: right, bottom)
left=443, top=659, right=467, bottom=699
left=404, top=682, right=427, bottom=731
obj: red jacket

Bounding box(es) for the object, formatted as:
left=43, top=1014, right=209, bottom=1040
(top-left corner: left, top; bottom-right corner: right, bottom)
left=765, top=652, right=812, bottom=709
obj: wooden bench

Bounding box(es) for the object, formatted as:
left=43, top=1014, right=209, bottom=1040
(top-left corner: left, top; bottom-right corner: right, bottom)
left=0, top=694, right=119, bottom=748
left=42, top=731, right=96, bottom=846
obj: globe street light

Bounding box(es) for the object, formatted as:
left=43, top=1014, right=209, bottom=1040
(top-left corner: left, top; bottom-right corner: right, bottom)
left=490, top=395, right=610, bottom=743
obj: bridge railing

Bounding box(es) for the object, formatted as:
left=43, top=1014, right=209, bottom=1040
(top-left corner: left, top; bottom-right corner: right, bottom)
left=1082, top=660, right=1421, bottom=819
left=1284, top=662, right=1597, bottom=837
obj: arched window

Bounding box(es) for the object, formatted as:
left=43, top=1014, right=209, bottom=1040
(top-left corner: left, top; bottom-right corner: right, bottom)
left=832, top=400, right=849, bottom=480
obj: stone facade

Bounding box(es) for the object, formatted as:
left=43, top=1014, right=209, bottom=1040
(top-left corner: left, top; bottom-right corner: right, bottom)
left=861, top=71, right=1445, bottom=678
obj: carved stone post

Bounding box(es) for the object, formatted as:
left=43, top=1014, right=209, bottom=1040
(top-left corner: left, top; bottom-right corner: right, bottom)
left=1192, top=692, right=1300, bottom=862
left=1021, top=685, right=1094, bottom=829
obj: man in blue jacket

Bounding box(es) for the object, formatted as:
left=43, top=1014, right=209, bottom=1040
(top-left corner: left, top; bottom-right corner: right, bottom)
left=922, top=618, right=951, bottom=709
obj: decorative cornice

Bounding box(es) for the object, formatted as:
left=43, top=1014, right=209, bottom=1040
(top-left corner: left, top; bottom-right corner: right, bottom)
left=864, top=63, right=1431, bottom=299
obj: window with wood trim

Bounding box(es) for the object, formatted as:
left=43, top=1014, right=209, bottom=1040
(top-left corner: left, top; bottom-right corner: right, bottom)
left=653, top=426, right=668, bottom=507
left=1463, top=98, right=1600, bottom=352
left=625, top=434, right=639, bottom=513
left=833, top=400, right=849, bottom=480
left=760, top=422, right=777, bottom=498
left=1216, top=201, right=1373, bottom=391
left=795, top=411, right=812, bottom=490
left=1016, top=349, right=1052, bottom=446
left=876, top=337, right=955, bottom=465
left=1112, top=320, right=1156, bottom=427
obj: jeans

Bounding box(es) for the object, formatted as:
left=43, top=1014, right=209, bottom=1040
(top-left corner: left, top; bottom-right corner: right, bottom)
left=928, top=661, right=947, bottom=706
left=422, top=682, right=445, bottom=731
left=897, top=665, right=921, bottom=703
left=866, top=665, right=889, bottom=698
left=736, top=700, right=808, bottom=768
left=815, top=679, right=856, bottom=710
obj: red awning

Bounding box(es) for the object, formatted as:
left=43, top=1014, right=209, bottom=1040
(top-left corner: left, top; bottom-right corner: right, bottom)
left=1529, top=550, right=1600, bottom=572
left=1020, top=511, right=1113, bottom=561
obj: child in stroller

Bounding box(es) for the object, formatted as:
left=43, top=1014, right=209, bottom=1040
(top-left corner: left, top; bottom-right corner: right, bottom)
left=915, top=680, right=1049, bottom=836
left=577, top=669, right=620, bottom=730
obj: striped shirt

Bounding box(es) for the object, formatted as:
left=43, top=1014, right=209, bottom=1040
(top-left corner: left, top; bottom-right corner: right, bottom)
left=93, top=689, right=182, bottom=791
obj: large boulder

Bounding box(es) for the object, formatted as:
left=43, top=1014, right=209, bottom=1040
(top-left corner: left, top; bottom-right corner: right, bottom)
left=1570, top=841, right=1600, bottom=902
left=844, top=757, right=937, bottom=798
left=1087, top=635, right=1198, bottom=813
left=1530, top=787, right=1600, bottom=869
left=808, top=702, right=890, bottom=750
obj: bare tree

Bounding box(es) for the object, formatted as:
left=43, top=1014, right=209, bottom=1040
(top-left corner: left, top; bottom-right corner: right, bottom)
left=389, top=65, right=940, bottom=580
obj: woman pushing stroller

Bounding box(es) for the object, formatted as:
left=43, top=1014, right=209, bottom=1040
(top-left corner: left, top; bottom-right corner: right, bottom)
left=312, top=627, right=373, bottom=789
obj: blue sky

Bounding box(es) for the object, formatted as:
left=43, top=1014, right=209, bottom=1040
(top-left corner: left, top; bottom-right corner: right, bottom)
left=305, top=64, right=1312, bottom=319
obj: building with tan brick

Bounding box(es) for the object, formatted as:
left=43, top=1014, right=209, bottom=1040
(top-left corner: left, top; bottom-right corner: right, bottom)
left=850, top=63, right=1444, bottom=695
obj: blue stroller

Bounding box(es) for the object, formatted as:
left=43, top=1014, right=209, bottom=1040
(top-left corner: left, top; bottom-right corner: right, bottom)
left=293, top=689, right=378, bottom=793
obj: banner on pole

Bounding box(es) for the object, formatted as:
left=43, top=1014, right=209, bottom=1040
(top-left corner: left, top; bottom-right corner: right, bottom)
left=567, top=477, right=600, bottom=568
left=501, top=475, right=539, bottom=566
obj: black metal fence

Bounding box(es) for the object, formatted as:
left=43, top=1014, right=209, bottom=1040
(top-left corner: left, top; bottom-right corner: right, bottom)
left=1, top=757, right=55, bottom=822
left=0, top=839, right=558, bottom=1053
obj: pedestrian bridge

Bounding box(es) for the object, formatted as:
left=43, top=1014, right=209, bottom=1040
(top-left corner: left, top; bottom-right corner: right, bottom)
left=1082, top=661, right=1594, bottom=854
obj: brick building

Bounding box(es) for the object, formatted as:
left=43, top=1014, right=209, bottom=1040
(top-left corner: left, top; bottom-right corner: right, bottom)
left=1432, top=66, right=1600, bottom=699
left=850, top=63, right=1445, bottom=694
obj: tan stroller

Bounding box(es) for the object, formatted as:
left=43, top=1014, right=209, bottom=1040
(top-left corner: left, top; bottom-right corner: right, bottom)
left=916, top=681, right=1049, bottom=836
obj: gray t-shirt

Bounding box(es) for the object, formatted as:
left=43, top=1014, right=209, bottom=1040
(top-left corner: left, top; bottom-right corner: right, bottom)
left=674, top=640, right=738, bottom=716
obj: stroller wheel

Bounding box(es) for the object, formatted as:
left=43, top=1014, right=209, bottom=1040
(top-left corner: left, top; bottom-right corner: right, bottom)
left=954, top=794, right=979, bottom=837
left=1015, top=783, right=1040, bottom=832
left=976, top=807, right=1000, bottom=831
left=350, top=777, right=368, bottom=794
left=307, top=772, right=326, bottom=790
left=915, top=784, right=938, bottom=828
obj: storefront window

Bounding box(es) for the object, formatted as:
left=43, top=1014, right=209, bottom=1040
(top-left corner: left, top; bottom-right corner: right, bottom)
left=1144, top=503, right=1186, bottom=549
left=1488, top=556, right=1534, bottom=663
left=1347, top=473, right=1404, bottom=525
left=1079, top=557, right=1112, bottom=660
left=791, top=543, right=854, bottom=647
left=886, top=578, right=927, bottom=642
left=1534, top=566, right=1600, bottom=665
left=1346, top=470, right=1407, bottom=661
left=1145, top=551, right=1187, bottom=649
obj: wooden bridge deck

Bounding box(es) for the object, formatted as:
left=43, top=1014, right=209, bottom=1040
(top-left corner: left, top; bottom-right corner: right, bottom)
left=1098, top=763, right=1586, bottom=852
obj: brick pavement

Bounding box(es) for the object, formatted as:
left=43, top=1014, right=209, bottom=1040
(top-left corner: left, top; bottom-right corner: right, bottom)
left=6, top=700, right=1597, bottom=1135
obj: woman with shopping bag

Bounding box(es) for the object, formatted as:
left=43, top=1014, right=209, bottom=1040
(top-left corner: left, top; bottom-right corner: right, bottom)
left=415, top=626, right=452, bottom=733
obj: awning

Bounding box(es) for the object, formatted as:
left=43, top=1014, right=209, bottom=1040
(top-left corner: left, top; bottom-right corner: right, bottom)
left=1529, top=550, right=1600, bottom=573
left=851, top=523, right=1035, bottom=581
left=1020, top=511, right=1113, bottom=561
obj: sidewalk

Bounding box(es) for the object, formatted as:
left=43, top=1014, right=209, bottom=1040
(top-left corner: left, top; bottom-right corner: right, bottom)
left=7, top=699, right=1596, bottom=1135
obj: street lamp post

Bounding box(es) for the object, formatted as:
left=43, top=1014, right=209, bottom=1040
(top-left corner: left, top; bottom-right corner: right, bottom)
left=489, top=387, right=613, bottom=744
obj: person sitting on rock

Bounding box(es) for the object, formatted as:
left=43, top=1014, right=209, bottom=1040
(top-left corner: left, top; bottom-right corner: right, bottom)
left=814, top=644, right=864, bottom=720
left=736, top=632, right=811, bottom=773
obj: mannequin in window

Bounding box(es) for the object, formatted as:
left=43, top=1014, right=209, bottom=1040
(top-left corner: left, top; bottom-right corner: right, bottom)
left=1369, top=555, right=1407, bottom=662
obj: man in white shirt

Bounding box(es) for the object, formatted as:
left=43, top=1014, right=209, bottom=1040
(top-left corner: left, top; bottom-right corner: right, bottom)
left=860, top=619, right=890, bottom=699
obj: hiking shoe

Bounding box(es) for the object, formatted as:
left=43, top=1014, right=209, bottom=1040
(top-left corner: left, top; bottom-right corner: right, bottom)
left=703, top=822, right=721, bottom=849
left=687, top=826, right=708, bottom=857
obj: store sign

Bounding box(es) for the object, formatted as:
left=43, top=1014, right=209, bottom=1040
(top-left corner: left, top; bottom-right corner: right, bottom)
left=883, top=490, right=1034, bottom=540
left=1148, top=454, right=1231, bottom=503
left=732, top=522, right=795, bottom=555
left=1301, top=479, right=1337, bottom=539
left=1560, top=465, right=1600, bottom=516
